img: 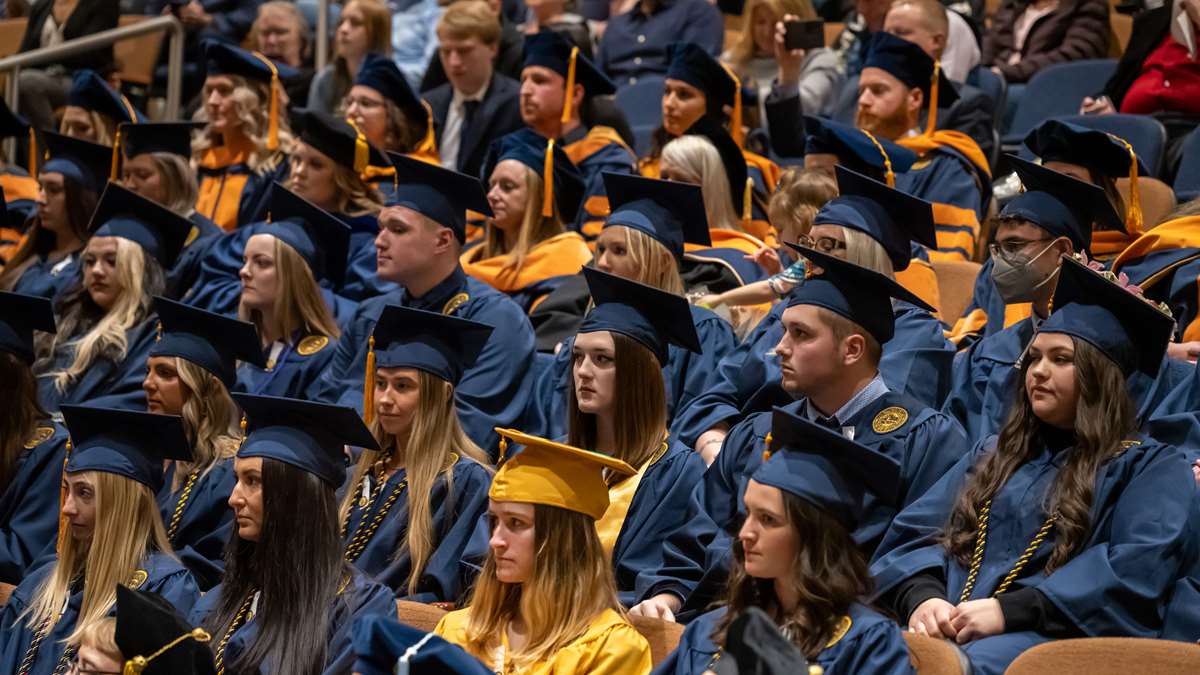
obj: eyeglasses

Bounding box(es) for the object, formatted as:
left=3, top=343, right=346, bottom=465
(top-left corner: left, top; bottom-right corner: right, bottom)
left=989, top=237, right=1052, bottom=259
left=811, top=236, right=847, bottom=253
left=343, top=96, right=384, bottom=111
left=69, top=658, right=121, bottom=675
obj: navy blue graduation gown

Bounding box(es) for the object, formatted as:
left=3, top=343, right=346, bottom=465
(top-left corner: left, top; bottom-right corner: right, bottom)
left=522, top=305, right=737, bottom=441
left=36, top=318, right=158, bottom=412
left=235, top=332, right=338, bottom=398
left=157, top=460, right=236, bottom=590
left=0, top=421, right=67, bottom=585
left=307, top=267, right=536, bottom=455
left=0, top=552, right=200, bottom=675
left=166, top=212, right=223, bottom=299
left=653, top=604, right=914, bottom=675
left=674, top=301, right=955, bottom=448
left=340, top=456, right=491, bottom=602
left=870, top=435, right=1197, bottom=675
left=10, top=252, right=79, bottom=301
left=189, top=570, right=396, bottom=675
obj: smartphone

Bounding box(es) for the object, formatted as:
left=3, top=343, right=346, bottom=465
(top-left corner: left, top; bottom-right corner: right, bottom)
left=784, top=20, right=825, bottom=51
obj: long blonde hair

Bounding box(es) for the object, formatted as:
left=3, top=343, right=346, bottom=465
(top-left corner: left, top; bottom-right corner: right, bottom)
left=22, top=471, right=173, bottom=644
left=728, top=0, right=818, bottom=68
left=238, top=236, right=340, bottom=343
left=461, top=504, right=622, bottom=670
left=610, top=226, right=687, bottom=296
left=661, top=136, right=743, bottom=232
left=840, top=227, right=894, bottom=277
left=192, top=75, right=293, bottom=174
left=338, top=370, right=491, bottom=595
left=328, top=162, right=385, bottom=216
left=478, top=166, right=565, bottom=275
left=142, top=152, right=200, bottom=215
left=173, top=357, right=240, bottom=491
left=61, top=109, right=117, bottom=146
left=47, top=238, right=155, bottom=392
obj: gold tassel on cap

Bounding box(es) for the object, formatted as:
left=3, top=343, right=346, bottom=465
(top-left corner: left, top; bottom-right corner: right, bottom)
left=861, top=129, right=895, bottom=187
left=761, top=432, right=773, bottom=463
left=363, top=335, right=376, bottom=425
left=741, top=177, right=753, bottom=225
left=27, top=127, right=36, bottom=175
left=110, top=126, right=123, bottom=181
left=349, top=118, right=370, bottom=174
left=123, top=628, right=211, bottom=675
left=560, top=46, right=580, bottom=123
left=56, top=438, right=72, bottom=558
left=924, top=61, right=941, bottom=136
left=416, top=100, right=438, bottom=158
left=1108, top=133, right=1143, bottom=232
left=250, top=51, right=282, bottom=151
left=720, top=63, right=745, bottom=148
left=542, top=139, right=556, bottom=218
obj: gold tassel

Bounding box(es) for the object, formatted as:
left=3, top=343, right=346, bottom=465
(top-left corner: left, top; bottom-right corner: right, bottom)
left=349, top=118, right=370, bottom=174
left=56, top=438, right=72, bottom=558
left=720, top=62, right=745, bottom=148
left=416, top=100, right=438, bottom=157
left=560, top=46, right=579, bottom=123
left=760, top=432, right=773, bottom=463
left=239, top=415, right=247, bottom=446
left=155, top=320, right=163, bottom=342
left=924, top=61, right=941, bottom=136
left=498, top=436, right=508, bottom=464
left=1108, top=133, right=1143, bottom=232
left=741, top=177, right=753, bottom=225
left=363, top=335, right=376, bottom=425
left=27, top=127, right=36, bottom=175
left=123, top=627, right=211, bottom=675
left=250, top=51, right=282, bottom=151
left=110, top=126, right=122, bottom=181
left=542, top=139, right=556, bottom=219
left=860, top=129, right=895, bottom=187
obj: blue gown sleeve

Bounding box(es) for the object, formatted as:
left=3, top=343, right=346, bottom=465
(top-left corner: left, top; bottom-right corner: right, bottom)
left=822, top=619, right=916, bottom=675
left=323, top=575, right=398, bottom=675
left=451, top=300, right=537, bottom=454
left=307, top=298, right=377, bottom=403
left=666, top=309, right=737, bottom=437
left=0, top=430, right=67, bottom=584
left=631, top=482, right=720, bottom=607
left=402, top=462, right=493, bottom=605
left=145, top=566, right=203, bottom=619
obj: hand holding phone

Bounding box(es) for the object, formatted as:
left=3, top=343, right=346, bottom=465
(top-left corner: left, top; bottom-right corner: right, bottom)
left=783, top=19, right=825, bottom=51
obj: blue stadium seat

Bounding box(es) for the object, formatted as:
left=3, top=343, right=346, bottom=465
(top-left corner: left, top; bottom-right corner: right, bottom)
left=967, top=66, right=1007, bottom=130
left=1001, top=59, right=1117, bottom=148
left=1174, top=127, right=1200, bottom=202
left=1048, top=114, right=1168, bottom=178
left=615, top=75, right=666, bottom=156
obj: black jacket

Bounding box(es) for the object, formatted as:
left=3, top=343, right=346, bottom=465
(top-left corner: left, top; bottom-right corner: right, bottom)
left=19, top=0, right=118, bottom=74
left=423, top=72, right=523, bottom=179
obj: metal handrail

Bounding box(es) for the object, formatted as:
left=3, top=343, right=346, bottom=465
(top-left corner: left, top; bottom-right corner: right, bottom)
left=316, top=0, right=329, bottom=72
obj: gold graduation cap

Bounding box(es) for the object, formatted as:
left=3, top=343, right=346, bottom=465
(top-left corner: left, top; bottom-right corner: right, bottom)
left=491, top=428, right=635, bottom=520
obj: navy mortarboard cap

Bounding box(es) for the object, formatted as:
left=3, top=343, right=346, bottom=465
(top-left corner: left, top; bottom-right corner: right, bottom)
left=522, top=31, right=616, bottom=113
left=232, top=394, right=380, bottom=486
left=88, top=181, right=192, bottom=268
left=813, top=166, right=935, bottom=271
left=803, top=115, right=916, bottom=186
left=665, top=42, right=735, bottom=112
left=259, top=182, right=352, bottom=286
left=0, top=98, right=35, bottom=174
left=1040, top=255, right=1175, bottom=376
left=352, top=614, right=493, bottom=675
left=120, top=122, right=203, bottom=160
left=67, top=69, right=145, bottom=124
left=602, top=172, right=711, bottom=260
left=1004, top=155, right=1124, bottom=246
left=682, top=116, right=750, bottom=219
left=115, top=585, right=215, bottom=675
left=1024, top=119, right=1148, bottom=179
left=0, top=291, right=55, bottom=364
left=753, top=407, right=901, bottom=529
left=41, top=131, right=111, bottom=193
left=150, top=297, right=266, bottom=388
left=203, top=40, right=294, bottom=151
left=785, top=245, right=932, bottom=343
left=710, top=607, right=810, bottom=675
left=292, top=108, right=389, bottom=174
left=354, top=53, right=437, bottom=157
left=369, top=305, right=493, bottom=384
left=862, top=32, right=957, bottom=126
left=385, top=152, right=491, bottom=243
left=579, top=267, right=701, bottom=363
left=484, top=128, right=585, bottom=222
left=61, top=405, right=192, bottom=491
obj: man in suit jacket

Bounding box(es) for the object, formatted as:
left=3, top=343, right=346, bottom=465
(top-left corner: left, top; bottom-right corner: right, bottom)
left=423, top=0, right=522, bottom=179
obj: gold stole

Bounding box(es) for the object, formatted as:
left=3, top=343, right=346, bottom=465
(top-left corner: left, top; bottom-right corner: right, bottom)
left=594, top=442, right=668, bottom=557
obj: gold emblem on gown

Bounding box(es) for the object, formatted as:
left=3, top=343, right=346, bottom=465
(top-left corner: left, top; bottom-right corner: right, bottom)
left=872, top=407, right=909, bottom=434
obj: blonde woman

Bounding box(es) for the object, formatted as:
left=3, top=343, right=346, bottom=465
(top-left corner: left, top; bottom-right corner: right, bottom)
left=235, top=183, right=348, bottom=398
left=143, top=298, right=266, bottom=588
left=435, top=429, right=652, bottom=674
left=340, top=306, right=494, bottom=601
left=462, top=129, right=592, bottom=314
left=194, top=41, right=295, bottom=231
left=0, top=406, right=200, bottom=675
left=309, top=0, right=392, bottom=115
left=34, top=183, right=192, bottom=413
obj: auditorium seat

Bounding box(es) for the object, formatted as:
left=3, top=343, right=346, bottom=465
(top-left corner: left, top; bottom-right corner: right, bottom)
left=1174, top=127, right=1200, bottom=203
left=615, top=74, right=667, bottom=156
left=0, top=18, right=27, bottom=59
left=0, top=581, right=13, bottom=608
left=1118, top=176, right=1177, bottom=229
left=628, top=614, right=685, bottom=666
left=931, top=259, right=981, bottom=324
left=1005, top=638, right=1200, bottom=674
left=903, top=633, right=966, bottom=675
left=396, top=599, right=446, bottom=632
left=1001, top=59, right=1118, bottom=148
left=115, top=15, right=166, bottom=87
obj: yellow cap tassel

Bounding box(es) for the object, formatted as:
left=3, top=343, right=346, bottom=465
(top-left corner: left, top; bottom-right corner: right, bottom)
left=761, top=432, right=773, bottom=463
left=27, top=127, right=37, bottom=175
left=542, top=139, right=556, bottom=219
left=110, top=126, right=122, bottom=181
left=741, top=177, right=753, bottom=225
left=416, top=100, right=438, bottom=158
left=861, top=129, right=895, bottom=187
left=250, top=51, right=282, bottom=151
left=560, top=46, right=580, bottom=124
left=363, top=335, right=376, bottom=425
left=56, top=438, right=72, bottom=558
left=720, top=62, right=745, bottom=148
left=350, top=118, right=370, bottom=174
left=924, top=61, right=941, bottom=136
left=498, top=436, right=509, bottom=464
left=155, top=320, right=163, bottom=342
left=1108, top=133, right=1143, bottom=233
left=239, top=415, right=247, bottom=446
left=123, top=627, right=211, bottom=675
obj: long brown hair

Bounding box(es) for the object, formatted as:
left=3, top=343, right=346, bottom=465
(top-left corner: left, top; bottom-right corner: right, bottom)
left=715, top=491, right=872, bottom=659
left=172, top=358, right=240, bottom=491
left=0, top=175, right=95, bottom=291
left=567, top=332, right=667, bottom=473
left=942, top=336, right=1136, bottom=574
left=0, top=353, right=47, bottom=493
left=238, top=236, right=340, bottom=343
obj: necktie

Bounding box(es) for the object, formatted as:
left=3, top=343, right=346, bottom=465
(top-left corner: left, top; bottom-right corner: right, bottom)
left=457, top=99, right=481, bottom=170
left=815, top=415, right=840, bottom=430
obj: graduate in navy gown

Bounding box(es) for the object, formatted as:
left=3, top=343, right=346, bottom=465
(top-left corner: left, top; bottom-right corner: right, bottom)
left=339, top=305, right=493, bottom=602
left=525, top=173, right=737, bottom=441
left=191, top=395, right=396, bottom=675
left=145, top=298, right=267, bottom=589
left=0, top=132, right=107, bottom=301
left=0, top=406, right=201, bottom=675
left=872, top=255, right=1198, bottom=675
left=35, top=182, right=191, bottom=412
left=632, top=248, right=968, bottom=621
left=308, top=155, right=536, bottom=455
left=352, top=614, right=492, bottom=675
left=676, top=165, right=955, bottom=458
left=343, top=53, right=440, bottom=187
left=0, top=293, right=67, bottom=584
left=655, top=409, right=915, bottom=675
left=567, top=268, right=709, bottom=606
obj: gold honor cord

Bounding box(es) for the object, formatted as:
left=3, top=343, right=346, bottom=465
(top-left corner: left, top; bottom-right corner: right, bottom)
left=958, top=499, right=1058, bottom=602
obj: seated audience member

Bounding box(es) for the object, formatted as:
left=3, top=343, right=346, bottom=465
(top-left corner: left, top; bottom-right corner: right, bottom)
left=194, top=41, right=294, bottom=232
left=463, top=129, right=592, bottom=312
left=309, top=155, right=536, bottom=455
left=520, top=31, right=637, bottom=239
left=59, top=70, right=145, bottom=145
left=829, top=0, right=979, bottom=81
left=309, top=0, right=392, bottom=115
left=0, top=100, right=40, bottom=242
left=0, top=132, right=106, bottom=300
left=434, top=428, right=653, bottom=674
left=36, top=184, right=191, bottom=413
left=983, top=0, right=1109, bottom=85
left=341, top=306, right=493, bottom=600
left=595, top=0, right=723, bottom=86
left=342, top=53, right=439, bottom=168
left=420, top=0, right=527, bottom=93
left=0, top=406, right=201, bottom=675
left=251, top=1, right=316, bottom=105
left=390, top=0, right=445, bottom=90
left=425, top=0, right=524, bottom=178
left=0, top=293, right=65, bottom=585
left=519, top=0, right=591, bottom=55
left=86, top=584, right=216, bottom=675
left=144, top=0, right=263, bottom=100
left=873, top=256, right=1195, bottom=675
left=656, top=410, right=916, bottom=674
left=16, top=0, right=118, bottom=133
left=192, top=395, right=396, bottom=675
left=119, top=121, right=221, bottom=299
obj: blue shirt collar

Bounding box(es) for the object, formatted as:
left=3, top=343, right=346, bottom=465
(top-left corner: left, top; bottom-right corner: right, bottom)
left=803, top=373, right=890, bottom=428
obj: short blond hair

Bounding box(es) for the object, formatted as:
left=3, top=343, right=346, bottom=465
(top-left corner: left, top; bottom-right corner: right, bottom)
left=768, top=168, right=838, bottom=243
left=437, top=0, right=500, bottom=45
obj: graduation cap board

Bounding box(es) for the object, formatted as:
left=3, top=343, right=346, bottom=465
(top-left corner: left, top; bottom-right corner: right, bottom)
left=812, top=165, right=936, bottom=271
left=119, top=122, right=204, bottom=160
left=861, top=32, right=957, bottom=133
left=88, top=181, right=193, bottom=268
left=150, top=297, right=266, bottom=388
left=41, top=131, right=112, bottom=193
left=258, top=182, right=353, bottom=286
left=60, top=405, right=192, bottom=491
left=803, top=115, right=917, bottom=186
left=67, top=69, right=144, bottom=124
left=368, top=305, right=494, bottom=384
left=292, top=107, right=389, bottom=174
left=522, top=31, right=616, bottom=122
left=0, top=97, right=36, bottom=174
left=578, top=266, right=701, bottom=363
left=490, top=427, right=635, bottom=520
left=385, top=152, right=491, bottom=243
left=202, top=40, right=296, bottom=151
left=785, top=245, right=933, bottom=344
left=351, top=614, right=493, bottom=675
left=354, top=53, right=436, bottom=156
left=601, top=171, right=711, bottom=260
left=1002, top=155, right=1126, bottom=251
left=665, top=42, right=746, bottom=145
left=0, top=291, right=55, bottom=364
left=683, top=116, right=750, bottom=220
left=115, top=585, right=215, bottom=675
left=483, top=127, right=585, bottom=222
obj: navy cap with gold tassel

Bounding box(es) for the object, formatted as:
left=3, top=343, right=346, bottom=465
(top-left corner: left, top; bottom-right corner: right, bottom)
left=115, top=584, right=214, bottom=675
left=482, top=128, right=584, bottom=223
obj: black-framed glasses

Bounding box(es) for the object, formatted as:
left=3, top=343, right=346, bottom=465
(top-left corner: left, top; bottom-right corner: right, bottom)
left=812, top=236, right=847, bottom=253
left=69, top=657, right=121, bottom=675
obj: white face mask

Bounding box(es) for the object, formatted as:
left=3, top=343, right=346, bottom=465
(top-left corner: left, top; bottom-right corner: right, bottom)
left=991, top=240, right=1060, bottom=304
